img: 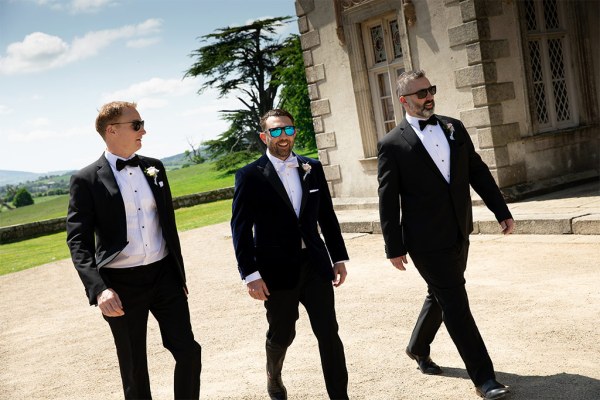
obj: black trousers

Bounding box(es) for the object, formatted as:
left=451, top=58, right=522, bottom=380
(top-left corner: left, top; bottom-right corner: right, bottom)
left=264, top=253, right=348, bottom=399
left=102, top=256, right=201, bottom=399
left=407, top=240, right=495, bottom=386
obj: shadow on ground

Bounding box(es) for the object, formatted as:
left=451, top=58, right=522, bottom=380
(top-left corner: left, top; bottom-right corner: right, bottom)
left=441, top=366, right=600, bottom=399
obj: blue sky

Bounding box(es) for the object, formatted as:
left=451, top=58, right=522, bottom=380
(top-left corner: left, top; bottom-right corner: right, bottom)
left=0, top=0, right=298, bottom=173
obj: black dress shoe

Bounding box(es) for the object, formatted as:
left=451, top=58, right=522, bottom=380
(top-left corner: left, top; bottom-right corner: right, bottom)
left=475, top=379, right=510, bottom=399
left=405, top=348, right=443, bottom=375
left=267, top=376, right=287, bottom=400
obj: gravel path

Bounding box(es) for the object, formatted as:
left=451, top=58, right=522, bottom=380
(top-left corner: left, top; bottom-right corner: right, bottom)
left=1, top=223, right=599, bottom=399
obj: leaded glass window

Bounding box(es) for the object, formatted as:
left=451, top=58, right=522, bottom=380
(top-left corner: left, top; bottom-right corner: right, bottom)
left=370, top=25, right=386, bottom=64
left=362, top=15, right=405, bottom=140
left=524, top=0, right=576, bottom=131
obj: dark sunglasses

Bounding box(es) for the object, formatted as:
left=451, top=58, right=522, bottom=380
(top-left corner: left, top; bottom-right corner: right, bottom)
left=267, top=125, right=296, bottom=138
left=111, top=120, right=145, bottom=131
left=401, top=85, right=437, bottom=99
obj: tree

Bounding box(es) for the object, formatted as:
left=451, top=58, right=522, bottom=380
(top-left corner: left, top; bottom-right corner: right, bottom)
left=184, top=17, right=293, bottom=159
left=3, top=184, right=17, bottom=203
left=276, top=34, right=317, bottom=151
left=184, top=138, right=206, bottom=165
left=13, top=188, right=34, bottom=208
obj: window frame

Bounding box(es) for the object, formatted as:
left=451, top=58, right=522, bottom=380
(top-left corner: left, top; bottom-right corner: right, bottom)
left=361, top=14, right=406, bottom=141
left=522, top=0, right=579, bottom=133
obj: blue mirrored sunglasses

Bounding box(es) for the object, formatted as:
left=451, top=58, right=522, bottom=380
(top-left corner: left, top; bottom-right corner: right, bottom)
left=267, top=125, right=296, bottom=137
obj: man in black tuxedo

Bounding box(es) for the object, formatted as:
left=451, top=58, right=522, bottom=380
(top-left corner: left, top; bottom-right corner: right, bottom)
left=377, top=70, right=515, bottom=400
left=231, top=109, right=349, bottom=400
left=66, top=101, right=201, bottom=399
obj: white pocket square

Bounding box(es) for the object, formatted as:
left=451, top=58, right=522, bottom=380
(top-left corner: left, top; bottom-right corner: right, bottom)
left=309, top=189, right=319, bottom=193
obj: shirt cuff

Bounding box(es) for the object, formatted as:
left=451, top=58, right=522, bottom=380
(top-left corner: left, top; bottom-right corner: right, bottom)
left=334, top=260, right=349, bottom=265
left=244, top=271, right=262, bottom=284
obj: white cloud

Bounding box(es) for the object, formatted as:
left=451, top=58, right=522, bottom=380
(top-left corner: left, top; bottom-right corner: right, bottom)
left=0, top=19, right=163, bottom=75
left=70, top=0, right=117, bottom=13
left=126, top=37, right=161, bottom=48
left=0, top=105, right=13, bottom=115
left=33, top=0, right=118, bottom=13
left=6, top=125, right=86, bottom=143
left=102, top=77, right=198, bottom=102
left=137, top=98, right=168, bottom=110
left=27, top=117, right=52, bottom=127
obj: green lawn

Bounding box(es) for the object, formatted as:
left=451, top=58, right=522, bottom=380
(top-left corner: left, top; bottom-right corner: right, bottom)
left=167, top=162, right=234, bottom=198
left=0, top=231, right=71, bottom=275
left=0, top=199, right=232, bottom=276
left=0, top=149, right=318, bottom=275
left=0, top=195, right=69, bottom=227
left=0, top=162, right=235, bottom=228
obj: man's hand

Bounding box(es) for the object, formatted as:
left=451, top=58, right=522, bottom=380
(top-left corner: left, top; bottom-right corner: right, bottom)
left=500, top=218, right=516, bottom=235
left=332, top=262, right=347, bottom=287
left=390, top=255, right=408, bottom=271
left=247, top=278, right=270, bottom=301
left=97, top=288, right=124, bottom=317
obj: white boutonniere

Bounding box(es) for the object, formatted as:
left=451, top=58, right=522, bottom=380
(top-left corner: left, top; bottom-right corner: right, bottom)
left=302, top=162, right=312, bottom=181
left=446, top=123, right=455, bottom=141
left=145, top=166, right=160, bottom=185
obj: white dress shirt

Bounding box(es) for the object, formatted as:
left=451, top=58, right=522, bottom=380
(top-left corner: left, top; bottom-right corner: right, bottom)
left=406, top=114, right=451, bottom=183
left=102, top=150, right=168, bottom=269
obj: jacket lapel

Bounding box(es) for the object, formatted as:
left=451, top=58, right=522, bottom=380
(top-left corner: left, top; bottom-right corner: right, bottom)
left=297, top=155, right=310, bottom=217
left=96, top=155, right=121, bottom=197
left=399, top=118, right=448, bottom=184
left=257, top=155, right=296, bottom=214
left=95, top=154, right=126, bottom=229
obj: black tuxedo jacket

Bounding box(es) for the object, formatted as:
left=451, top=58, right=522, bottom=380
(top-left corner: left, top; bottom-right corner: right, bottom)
left=231, top=154, right=348, bottom=290
left=377, top=116, right=512, bottom=258
left=66, top=154, right=185, bottom=305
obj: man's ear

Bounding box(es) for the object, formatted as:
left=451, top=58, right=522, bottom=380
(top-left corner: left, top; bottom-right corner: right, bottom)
left=259, top=132, right=268, bottom=145
left=399, top=96, right=407, bottom=104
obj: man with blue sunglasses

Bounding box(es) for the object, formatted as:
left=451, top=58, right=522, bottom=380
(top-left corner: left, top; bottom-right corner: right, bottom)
left=231, top=109, right=350, bottom=399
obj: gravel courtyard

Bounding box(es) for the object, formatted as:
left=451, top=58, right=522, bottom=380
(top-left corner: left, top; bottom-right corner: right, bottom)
left=1, top=222, right=599, bottom=399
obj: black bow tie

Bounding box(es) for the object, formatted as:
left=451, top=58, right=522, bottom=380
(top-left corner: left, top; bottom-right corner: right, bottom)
left=418, top=116, right=438, bottom=130
left=116, top=155, right=140, bottom=171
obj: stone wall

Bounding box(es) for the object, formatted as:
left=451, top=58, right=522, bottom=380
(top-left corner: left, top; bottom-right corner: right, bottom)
left=0, top=187, right=235, bottom=244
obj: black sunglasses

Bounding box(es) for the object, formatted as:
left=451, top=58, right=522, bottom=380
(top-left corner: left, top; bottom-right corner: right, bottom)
left=111, top=120, right=145, bottom=131
left=401, top=85, right=437, bottom=99
left=267, top=125, right=296, bottom=138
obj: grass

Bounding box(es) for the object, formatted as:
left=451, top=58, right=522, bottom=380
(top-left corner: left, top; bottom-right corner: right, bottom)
left=167, top=162, right=234, bottom=198
left=0, top=199, right=232, bottom=276
left=0, top=148, right=318, bottom=275
left=0, top=196, right=69, bottom=227
left=0, top=162, right=235, bottom=228
left=0, top=231, right=71, bottom=275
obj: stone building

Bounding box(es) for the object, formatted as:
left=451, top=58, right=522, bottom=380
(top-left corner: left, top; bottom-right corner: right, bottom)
left=294, top=0, right=599, bottom=201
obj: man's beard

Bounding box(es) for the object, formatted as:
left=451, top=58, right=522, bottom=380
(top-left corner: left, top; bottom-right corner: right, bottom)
left=412, top=100, right=435, bottom=118
left=268, top=140, right=293, bottom=159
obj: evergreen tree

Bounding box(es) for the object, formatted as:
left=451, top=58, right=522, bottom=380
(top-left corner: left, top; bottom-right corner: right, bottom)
left=185, top=17, right=319, bottom=170
left=276, top=34, right=316, bottom=151
left=13, top=188, right=34, bottom=208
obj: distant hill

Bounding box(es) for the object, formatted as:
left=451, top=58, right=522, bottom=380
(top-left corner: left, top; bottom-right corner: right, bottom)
left=0, top=170, right=48, bottom=186
left=0, top=153, right=189, bottom=187
left=161, top=152, right=189, bottom=170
